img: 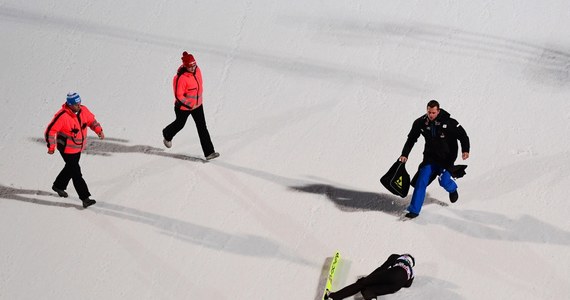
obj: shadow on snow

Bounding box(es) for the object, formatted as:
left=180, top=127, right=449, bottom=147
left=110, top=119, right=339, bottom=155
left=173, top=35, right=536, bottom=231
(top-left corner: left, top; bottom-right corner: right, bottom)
left=0, top=183, right=313, bottom=266
left=289, top=183, right=446, bottom=217
left=32, top=137, right=206, bottom=163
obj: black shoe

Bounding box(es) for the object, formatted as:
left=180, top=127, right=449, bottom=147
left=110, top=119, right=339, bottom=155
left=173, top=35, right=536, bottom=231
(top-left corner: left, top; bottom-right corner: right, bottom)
left=163, top=138, right=172, bottom=148
left=81, top=198, right=97, bottom=208
left=206, top=152, right=220, bottom=160
left=405, top=212, right=419, bottom=219
left=52, top=185, right=68, bottom=198
left=449, top=190, right=459, bottom=203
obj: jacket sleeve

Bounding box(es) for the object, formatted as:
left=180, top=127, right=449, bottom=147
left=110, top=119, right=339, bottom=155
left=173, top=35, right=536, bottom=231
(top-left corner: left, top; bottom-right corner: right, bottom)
left=89, top=118, right=103, bottom=134
left=196, top=66, right=203, bottom=89
left=175, top=76, right=186, bottom=101
left=455, top=122, right=470, bottom=153
left=401, top=119, right=422, bottom=158
left=45, top=113, right=64, bottom=152
left=84, top=108, right=103, bottom=134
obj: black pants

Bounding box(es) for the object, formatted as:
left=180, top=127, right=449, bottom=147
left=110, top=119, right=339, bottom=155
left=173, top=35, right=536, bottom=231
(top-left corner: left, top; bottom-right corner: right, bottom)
left=329, top=267, right=408, bottom=300
left=53, top=152, right=91, bottom=200
left=162, top=105, right=215, bottom=157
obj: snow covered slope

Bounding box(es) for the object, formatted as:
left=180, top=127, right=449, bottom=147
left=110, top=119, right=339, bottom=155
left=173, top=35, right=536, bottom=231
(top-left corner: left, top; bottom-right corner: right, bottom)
left=1, top=1, right=569, bottom=299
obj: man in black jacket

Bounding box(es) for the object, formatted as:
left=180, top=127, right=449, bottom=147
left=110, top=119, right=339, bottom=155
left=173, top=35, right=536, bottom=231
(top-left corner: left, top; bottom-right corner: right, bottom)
left=325, top=254, right=415, bottom=300
left=399, top=100, right=470, bottom=218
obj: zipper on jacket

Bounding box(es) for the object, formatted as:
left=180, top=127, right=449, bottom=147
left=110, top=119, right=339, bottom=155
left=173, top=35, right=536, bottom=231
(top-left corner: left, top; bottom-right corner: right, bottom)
left=70, top=111, right=85, bottom=146
left=191, top=72, right=200, bottom=100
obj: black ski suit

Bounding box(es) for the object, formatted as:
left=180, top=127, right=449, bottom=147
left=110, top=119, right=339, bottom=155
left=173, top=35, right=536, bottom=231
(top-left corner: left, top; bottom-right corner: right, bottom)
left=327, top=254, right=414, bottom=300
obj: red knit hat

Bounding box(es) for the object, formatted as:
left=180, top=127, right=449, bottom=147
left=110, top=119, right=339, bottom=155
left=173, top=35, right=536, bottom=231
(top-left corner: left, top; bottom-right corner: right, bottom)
left=181, top=51, right=196, bottom=67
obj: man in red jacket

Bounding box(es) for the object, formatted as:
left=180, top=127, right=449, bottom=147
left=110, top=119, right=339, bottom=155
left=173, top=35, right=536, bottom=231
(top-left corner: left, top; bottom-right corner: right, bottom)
left=162, top=51, right=219, bottom=160
left=45, top=92, right=104, bottom=208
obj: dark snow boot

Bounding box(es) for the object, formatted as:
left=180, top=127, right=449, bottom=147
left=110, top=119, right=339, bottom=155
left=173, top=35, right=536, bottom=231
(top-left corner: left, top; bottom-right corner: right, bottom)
left=405, top=212, right=419, bottom=219
left=206, top=152, right=220, bottom=160
left=81, top=198, right=97, bottom=208
left=449, top=190, right=459, bottom=203
left=52, top=185, right=68, bottom=198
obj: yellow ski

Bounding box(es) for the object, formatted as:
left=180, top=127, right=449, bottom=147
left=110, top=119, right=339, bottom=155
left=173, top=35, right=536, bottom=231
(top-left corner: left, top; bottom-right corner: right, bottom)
left=323, top=251, right=341, bottom=299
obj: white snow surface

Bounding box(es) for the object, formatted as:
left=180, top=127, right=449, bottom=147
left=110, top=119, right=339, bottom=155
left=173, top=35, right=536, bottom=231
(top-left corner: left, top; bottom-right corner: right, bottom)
left=1, top=1, right=570, bottom=299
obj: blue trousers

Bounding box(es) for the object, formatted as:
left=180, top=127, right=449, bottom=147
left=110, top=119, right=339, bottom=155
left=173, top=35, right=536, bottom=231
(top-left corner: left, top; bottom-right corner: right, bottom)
left=407, top=164, right=457, bottom=215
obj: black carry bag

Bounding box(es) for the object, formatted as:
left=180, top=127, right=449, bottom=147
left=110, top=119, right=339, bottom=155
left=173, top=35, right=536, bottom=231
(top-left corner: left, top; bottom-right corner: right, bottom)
left=380, top=160, right=410, bottom=198
left=450, top=165, right=468, bottom=179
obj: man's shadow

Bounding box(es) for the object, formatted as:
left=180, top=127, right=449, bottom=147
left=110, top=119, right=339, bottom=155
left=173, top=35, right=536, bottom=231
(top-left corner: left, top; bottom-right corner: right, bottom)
left=290, top=184, right=446, bottom=217
left=31, top=137, right=206, bottom=162
left=212, top=161, right=448, bottom=217
left=0, top=183, right=314, bottom=265
left=0, top=184, right=83, bottom=209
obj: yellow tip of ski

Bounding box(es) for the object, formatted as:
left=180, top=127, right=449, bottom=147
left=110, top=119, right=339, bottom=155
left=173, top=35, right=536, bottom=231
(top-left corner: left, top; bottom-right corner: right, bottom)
left=323, top=251, right=341, bottom=299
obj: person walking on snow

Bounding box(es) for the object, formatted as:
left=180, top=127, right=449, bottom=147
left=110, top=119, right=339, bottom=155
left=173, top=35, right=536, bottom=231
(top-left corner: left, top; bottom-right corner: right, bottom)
left=399, top=100, right=470, bottom=219
left=45, top=92, right=104, bottom=208
left=162, top=51, right=219, bottom=160
left=325, top=254, right=415, bottom=300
